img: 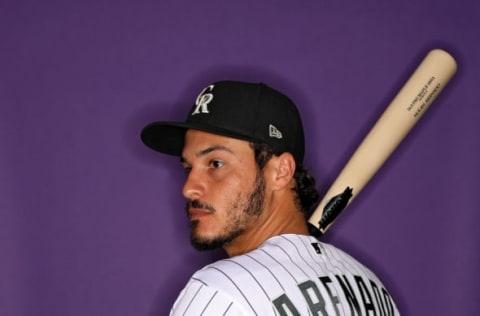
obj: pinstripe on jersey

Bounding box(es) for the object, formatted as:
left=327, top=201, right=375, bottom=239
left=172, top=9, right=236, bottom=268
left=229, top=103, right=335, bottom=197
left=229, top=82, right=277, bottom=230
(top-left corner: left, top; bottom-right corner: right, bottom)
left=170, top=234, right=400, bottom=315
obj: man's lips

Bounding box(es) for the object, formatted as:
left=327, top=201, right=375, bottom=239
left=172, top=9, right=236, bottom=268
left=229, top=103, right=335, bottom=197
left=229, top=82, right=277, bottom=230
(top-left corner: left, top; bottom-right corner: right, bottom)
left=186, top=200, right=215, bottom=220
left=187, top=200, right=215, bottom=220
left=188, top=208, right=213, bottom=220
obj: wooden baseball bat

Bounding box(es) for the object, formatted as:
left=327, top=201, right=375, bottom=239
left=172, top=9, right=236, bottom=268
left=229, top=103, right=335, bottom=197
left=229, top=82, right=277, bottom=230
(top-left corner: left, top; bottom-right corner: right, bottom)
left=308, top=49, right=457, bottom=236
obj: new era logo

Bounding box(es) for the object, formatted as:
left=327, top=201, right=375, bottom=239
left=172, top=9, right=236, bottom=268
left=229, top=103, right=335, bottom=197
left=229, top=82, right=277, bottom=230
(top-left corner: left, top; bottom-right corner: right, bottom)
left=269, top=124, right=283, bottom=139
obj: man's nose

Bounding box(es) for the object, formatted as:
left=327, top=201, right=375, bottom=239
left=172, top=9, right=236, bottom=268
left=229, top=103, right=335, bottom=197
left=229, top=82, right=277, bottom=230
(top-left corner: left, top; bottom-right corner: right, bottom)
left=182, top=168, right=205, bottom=200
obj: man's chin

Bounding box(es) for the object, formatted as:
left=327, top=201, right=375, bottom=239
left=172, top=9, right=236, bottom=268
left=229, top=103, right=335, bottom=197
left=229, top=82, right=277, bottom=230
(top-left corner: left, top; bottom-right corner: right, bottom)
left=190, top=229, right=242, bottom=251
left=190, top=234, right=227, bottom=251
left=189, top=219, right=246, bottom=251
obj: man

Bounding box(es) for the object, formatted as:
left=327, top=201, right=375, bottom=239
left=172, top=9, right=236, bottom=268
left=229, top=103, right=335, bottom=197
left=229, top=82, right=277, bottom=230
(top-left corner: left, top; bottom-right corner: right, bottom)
left=141, top=81, right=400, bottom=315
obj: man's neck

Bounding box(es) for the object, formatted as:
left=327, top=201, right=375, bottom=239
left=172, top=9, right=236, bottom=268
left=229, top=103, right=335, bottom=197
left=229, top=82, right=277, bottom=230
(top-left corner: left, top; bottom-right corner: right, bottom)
left=223, top=202, right=309, bottom=257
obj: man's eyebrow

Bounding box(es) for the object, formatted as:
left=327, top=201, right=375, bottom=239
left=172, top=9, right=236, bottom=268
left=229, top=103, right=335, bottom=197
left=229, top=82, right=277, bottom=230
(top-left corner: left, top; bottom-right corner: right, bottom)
left=180, top=145, right=234, bottom=163
left=196, top=145, right=233, bottom=157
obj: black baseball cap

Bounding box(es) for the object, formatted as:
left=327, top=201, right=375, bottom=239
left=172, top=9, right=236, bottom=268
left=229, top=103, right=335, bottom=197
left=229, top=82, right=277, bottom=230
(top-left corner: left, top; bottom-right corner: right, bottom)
left=141, top=80, right=305, bottom=163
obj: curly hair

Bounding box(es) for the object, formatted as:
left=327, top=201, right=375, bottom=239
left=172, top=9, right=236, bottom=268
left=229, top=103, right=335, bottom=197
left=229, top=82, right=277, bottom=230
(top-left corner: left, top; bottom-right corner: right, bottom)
left=250, top=143, right=320, bottom=217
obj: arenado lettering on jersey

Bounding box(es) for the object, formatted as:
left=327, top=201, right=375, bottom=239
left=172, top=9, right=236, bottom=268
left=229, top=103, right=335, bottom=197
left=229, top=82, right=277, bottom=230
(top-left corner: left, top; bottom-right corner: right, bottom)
left=273, top=274, right=395, bottom=316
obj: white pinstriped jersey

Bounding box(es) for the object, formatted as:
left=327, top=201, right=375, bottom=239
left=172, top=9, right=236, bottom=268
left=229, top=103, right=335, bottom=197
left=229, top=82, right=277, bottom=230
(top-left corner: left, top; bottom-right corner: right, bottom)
left=170, top=234, right=400, bottom=315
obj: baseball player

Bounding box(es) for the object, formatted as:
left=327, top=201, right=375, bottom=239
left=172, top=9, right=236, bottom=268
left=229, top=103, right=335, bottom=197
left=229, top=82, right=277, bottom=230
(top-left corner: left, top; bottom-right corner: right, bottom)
left=141, top=81, right=400, bottom=315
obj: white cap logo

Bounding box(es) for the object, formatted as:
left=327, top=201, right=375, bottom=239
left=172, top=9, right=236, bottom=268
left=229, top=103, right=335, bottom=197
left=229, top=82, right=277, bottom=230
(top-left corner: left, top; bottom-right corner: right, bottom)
left=269, top=124, right=283, bottom=139
left=192, top=85, right=214, bottom=115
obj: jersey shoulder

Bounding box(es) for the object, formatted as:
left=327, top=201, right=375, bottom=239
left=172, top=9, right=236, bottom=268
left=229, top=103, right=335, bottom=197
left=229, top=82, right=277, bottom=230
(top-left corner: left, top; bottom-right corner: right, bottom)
left=178, top=234, right=400, bottom=315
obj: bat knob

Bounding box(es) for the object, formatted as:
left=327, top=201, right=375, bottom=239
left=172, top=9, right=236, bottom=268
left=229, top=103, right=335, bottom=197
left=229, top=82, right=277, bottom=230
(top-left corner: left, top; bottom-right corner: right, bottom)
left=308, top=223, right=323, bottom=238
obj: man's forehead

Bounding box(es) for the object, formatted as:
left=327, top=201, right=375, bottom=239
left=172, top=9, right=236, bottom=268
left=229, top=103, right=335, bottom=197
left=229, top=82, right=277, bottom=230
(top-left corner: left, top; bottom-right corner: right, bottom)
left=182, top=129, right=253, bottom=157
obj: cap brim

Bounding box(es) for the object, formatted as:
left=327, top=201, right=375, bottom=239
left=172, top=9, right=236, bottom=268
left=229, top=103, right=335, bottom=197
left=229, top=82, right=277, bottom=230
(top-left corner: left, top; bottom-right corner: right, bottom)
left=141, top=122, right=190, bottom=156
left=141, top=121, right=261, bottom=156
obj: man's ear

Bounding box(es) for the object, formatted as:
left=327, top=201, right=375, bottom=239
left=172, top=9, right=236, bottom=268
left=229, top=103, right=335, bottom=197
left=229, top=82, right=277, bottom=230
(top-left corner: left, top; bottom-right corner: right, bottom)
left=267, top=152, right=296, bottom=190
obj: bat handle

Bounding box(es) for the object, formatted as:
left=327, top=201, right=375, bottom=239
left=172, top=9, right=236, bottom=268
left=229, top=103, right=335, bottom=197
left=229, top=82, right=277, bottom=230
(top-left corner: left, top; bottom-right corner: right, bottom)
left=309, top=187, right=354, bottom=238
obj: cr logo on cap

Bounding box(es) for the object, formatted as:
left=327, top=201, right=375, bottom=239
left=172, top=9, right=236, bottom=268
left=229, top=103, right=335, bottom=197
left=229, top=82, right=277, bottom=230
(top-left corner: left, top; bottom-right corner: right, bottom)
left=192, top=85, right=214, bottom=115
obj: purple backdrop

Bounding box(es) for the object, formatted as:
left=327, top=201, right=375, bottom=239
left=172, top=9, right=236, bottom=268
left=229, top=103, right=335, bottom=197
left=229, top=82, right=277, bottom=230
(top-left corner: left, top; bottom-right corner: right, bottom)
left=1, top=1, right=478, bottom=315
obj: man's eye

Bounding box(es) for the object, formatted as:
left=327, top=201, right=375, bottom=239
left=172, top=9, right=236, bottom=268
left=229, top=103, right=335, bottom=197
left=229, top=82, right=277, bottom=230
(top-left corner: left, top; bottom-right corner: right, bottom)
left=182, top=166, right=192, bottom=173
left=210, top=160, right=224, bottom=169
